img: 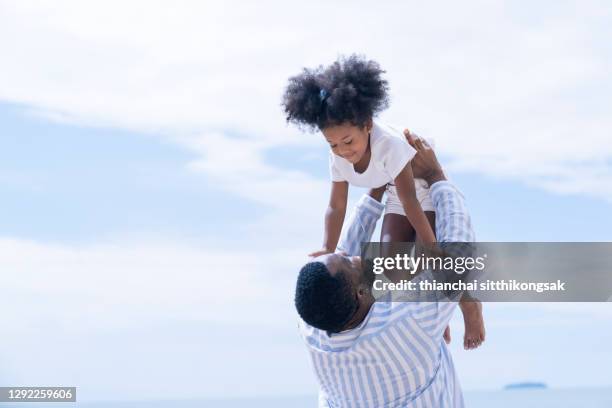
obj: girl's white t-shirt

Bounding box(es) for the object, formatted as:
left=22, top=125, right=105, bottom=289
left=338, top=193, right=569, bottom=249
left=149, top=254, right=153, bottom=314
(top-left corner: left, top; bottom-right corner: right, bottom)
left=328, top=120, right=417, bottom=188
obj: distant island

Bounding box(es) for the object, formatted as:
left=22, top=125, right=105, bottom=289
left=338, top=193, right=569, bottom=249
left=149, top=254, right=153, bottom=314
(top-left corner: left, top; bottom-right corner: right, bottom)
left=504, top=382, right=548, bottom=390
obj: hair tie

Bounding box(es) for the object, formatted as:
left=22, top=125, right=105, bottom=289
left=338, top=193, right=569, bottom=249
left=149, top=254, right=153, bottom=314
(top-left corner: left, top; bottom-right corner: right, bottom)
left=319, top=89, right=329, bottom=104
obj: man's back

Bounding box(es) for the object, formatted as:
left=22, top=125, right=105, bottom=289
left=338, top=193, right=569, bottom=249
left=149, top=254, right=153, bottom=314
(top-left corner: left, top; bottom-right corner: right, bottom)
left=300, top=297, right=463, bottom=407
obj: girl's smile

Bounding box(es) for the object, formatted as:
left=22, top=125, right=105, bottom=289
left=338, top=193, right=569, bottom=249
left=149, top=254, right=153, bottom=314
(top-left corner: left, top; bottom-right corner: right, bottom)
left=322, top=121, right=372, bottom=165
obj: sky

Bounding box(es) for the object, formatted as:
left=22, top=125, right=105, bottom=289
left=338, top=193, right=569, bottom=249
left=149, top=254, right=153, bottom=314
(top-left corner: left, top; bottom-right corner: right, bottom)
left=0, top=0, right=611, bottom=401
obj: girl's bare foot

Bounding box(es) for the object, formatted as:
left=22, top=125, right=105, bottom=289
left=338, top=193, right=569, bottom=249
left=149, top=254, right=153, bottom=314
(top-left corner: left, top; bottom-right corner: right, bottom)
left=459, top=300, right=485, bottom=350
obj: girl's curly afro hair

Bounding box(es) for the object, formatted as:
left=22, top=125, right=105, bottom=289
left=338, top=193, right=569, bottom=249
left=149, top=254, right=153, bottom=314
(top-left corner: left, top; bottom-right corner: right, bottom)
left=282, top=54, right=390, bottom=130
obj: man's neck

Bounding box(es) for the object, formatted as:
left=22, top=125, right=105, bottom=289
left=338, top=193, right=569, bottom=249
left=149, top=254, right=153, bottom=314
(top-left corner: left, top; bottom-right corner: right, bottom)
left=342, top=297, right=375, bottom=331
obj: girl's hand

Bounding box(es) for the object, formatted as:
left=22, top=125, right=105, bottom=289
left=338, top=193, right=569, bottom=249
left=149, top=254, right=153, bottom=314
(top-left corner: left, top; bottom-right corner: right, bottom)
left=308, top=248, right=334, bottom=258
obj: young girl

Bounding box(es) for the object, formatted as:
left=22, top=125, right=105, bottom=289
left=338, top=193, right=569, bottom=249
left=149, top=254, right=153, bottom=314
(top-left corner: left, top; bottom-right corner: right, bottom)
left=282, top=55, right=485, bottom=349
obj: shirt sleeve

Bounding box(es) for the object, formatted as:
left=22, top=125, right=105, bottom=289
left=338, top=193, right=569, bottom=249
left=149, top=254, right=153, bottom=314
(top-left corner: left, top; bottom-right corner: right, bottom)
left=383, top=136, right=417, bottom=180
left=412, top=180, right=476, bottom=341
left=328, top=151, right=346, bottom=182
left=430, top=181, right=475, bottom=244
left=336, top=195, right=385, bottom=256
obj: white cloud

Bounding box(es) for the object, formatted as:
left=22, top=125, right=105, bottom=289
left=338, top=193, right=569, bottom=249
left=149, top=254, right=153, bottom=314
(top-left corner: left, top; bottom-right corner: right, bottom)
left=183, top=132, right=328, bottom=210
left=0, top=236, right=303, bottom=332
left=1, top=0, right=612, bottom=205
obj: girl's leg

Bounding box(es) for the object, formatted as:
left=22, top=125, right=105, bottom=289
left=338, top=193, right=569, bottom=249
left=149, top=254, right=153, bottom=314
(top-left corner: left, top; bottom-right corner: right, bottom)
left=381, top=213, right=416, bottom=243
left=379, top=211, right=435, bottom=283
left=380, top=213, right=416, bottom=283
left=381, top=211, right=435, bottom=243
left=381, top=184, right=418, bottom=243
left=424, top=211, right=435, bottom=241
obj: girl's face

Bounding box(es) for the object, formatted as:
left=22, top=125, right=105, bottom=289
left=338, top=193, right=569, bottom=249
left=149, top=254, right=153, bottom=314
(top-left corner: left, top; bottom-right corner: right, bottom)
left=322, top=120, right=372, bottom=164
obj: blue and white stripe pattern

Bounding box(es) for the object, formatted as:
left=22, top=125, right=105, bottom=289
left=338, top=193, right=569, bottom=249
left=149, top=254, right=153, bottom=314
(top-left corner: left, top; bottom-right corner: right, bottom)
left=300, top=181, right=474, bottom=407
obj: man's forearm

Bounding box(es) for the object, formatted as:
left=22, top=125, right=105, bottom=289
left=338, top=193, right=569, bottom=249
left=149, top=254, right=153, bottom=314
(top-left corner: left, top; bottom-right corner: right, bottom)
left=430, top=181, right=475, bottom=244
left=425, top=180, right=476, bottom=300
left=336, top=194, right=385, bottom=256
left=423, top=170, right=446, bottom=187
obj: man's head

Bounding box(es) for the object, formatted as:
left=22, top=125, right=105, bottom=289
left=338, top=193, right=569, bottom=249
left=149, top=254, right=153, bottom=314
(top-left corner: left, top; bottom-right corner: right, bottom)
left=294, top=253, right=375, bottom=333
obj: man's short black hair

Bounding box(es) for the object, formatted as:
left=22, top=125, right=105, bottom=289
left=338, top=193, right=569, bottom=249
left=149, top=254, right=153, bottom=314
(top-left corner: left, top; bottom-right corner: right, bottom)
left=282, top=54, right=390, bottom=130
left=294, top=261, right=357, bottom=333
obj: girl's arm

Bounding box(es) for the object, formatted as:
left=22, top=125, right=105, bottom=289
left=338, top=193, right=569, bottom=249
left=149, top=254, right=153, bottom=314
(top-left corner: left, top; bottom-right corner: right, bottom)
left=394, top=163, right=437, bottom=243
left=309, top=181, right=349, bottom=257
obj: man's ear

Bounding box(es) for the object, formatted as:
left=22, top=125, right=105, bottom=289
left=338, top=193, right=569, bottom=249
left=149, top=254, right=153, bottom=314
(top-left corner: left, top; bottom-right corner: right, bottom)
left=357, top=284, right=370, bottom=298
left=364, top=118, right=373, bottom=133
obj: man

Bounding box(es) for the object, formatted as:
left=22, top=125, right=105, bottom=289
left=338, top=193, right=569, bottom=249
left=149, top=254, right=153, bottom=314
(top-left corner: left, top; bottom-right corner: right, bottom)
left=294, top=133, right=474, bottom=407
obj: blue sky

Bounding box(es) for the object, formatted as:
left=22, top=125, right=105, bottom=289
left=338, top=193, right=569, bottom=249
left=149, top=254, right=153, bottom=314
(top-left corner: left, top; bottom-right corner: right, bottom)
left=0, top=103, right=263, bottom=244
left=1, top=0, right=612, bottom=401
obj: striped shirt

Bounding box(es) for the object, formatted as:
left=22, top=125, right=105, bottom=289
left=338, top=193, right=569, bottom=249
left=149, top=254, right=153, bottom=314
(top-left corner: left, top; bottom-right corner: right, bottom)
left=299, top=181, right=475, bottom=407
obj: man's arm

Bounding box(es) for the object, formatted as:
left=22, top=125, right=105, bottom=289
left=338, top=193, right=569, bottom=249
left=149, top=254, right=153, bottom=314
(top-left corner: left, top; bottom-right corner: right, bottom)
left=431, top=182, right=475, bottom=244
left=405, top=131, right=476, bottom=341
left=335, top=187, right=386, bottom=257
left=405, top=131, right=475, bottom=245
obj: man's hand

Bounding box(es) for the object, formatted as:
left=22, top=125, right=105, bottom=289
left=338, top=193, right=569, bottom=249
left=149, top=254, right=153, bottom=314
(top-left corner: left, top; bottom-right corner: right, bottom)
left=403, top=129, right=446, bottom=187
